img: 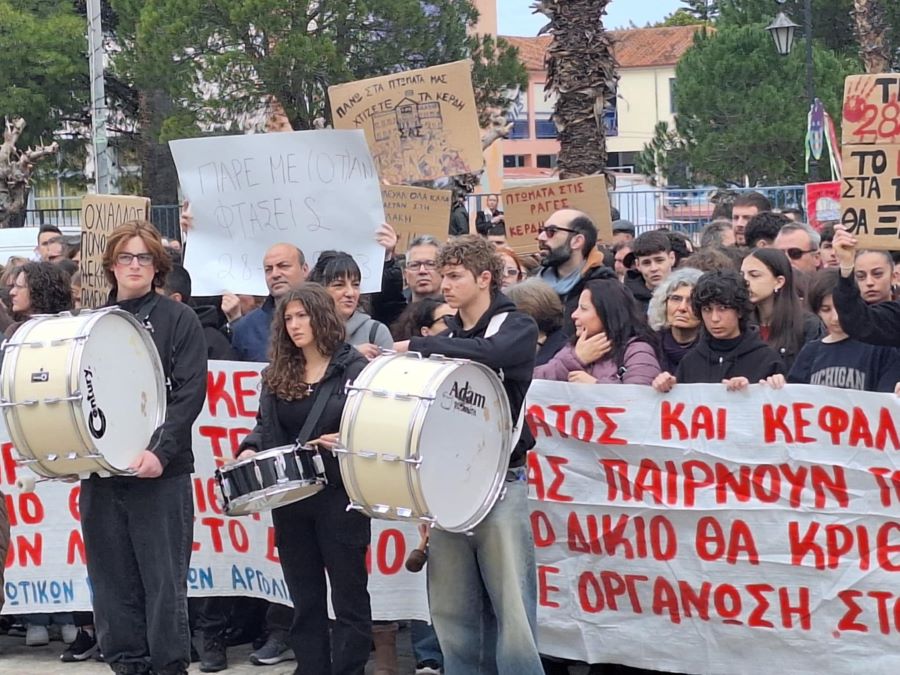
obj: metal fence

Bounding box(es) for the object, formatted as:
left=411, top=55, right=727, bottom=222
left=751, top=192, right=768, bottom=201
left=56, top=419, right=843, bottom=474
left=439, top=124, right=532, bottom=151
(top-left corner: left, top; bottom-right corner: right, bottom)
left=24, top=205, right=182, bottom=240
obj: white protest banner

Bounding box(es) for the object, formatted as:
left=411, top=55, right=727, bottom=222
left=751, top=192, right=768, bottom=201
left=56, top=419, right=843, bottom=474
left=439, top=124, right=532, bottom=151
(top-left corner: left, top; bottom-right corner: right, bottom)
left=2, top=361, right=428, bottom=621
left=526, top=381, right=900, bottom=674
left=169, top=131, right=386, bottom=296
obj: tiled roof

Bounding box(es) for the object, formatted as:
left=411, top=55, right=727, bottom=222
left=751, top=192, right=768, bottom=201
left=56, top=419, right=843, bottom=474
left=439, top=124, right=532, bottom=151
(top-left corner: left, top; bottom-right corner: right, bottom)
left=503, top=25, right=703, bottom=72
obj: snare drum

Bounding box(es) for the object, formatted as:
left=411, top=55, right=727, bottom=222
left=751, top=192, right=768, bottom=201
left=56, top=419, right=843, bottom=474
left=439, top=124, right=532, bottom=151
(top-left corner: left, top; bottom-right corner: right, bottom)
left=0, top=308, right=166, bottom=480
left=215, top=445, right=326, bottom=516
left=338, top=353, right=511, bottom=533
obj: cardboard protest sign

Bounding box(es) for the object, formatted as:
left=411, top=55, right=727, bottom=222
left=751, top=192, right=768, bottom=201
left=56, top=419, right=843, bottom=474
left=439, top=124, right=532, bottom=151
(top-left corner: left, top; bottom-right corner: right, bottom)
left=502, top=175, right=613, bottom=253
left=842, top=73, right=900, bottom=144
left=1, top=361, right=429, bottom=620
left=527, top=381, right=900, bottom=673
left=169, top=130, right=386, bottom=295
left=328, top=61, right=483, bottom=184
left=380, top=185, right=451, bottom=253
left=80, top=195, right=150, bottom=308
left=804, top=181, right=841, bottom=231
left=840, top=143, right=900, bottom=249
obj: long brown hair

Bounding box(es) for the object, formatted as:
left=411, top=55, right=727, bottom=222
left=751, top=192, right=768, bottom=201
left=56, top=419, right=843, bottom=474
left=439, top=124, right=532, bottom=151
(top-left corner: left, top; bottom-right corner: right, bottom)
left=262, top=284, right=346, bottom=400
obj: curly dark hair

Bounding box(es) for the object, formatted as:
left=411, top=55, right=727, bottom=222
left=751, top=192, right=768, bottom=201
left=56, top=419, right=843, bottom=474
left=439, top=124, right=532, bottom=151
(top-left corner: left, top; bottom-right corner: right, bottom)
left=692, top=269, right=754, bottom=329
left=390, top=297, right=447, bottom=340
left=19, top=262, right=73, bottom=315
left=438, top=234, right=504, bottom=295
left=262, top=284, right=346, bottom=400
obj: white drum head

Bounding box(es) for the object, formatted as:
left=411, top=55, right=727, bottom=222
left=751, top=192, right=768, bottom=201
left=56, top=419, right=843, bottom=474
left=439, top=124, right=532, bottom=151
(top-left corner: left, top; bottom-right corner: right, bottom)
left=76, top=312, right=165, bottom=471
left=416, top=362, right=511, bottom=532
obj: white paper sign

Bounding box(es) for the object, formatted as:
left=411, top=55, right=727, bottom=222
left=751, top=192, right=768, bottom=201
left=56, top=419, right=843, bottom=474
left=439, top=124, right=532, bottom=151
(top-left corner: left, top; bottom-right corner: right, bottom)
left=170, top=131, right=386, bottom=295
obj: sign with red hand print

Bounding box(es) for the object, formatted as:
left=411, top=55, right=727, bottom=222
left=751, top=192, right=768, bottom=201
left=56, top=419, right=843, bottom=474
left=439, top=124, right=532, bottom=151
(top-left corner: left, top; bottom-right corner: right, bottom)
left=842, top=74, right=900, bottom=144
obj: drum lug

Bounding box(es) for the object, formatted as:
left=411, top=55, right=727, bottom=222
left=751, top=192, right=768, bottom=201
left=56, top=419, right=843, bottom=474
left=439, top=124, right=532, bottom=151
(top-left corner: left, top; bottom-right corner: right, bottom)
left=371, top=504, right=391, bottom=514
left=498, top=486, right=508, bottom=502
left=401, top=456, right=422, bottom=466
left=395, top=507, right=413, bottom=518
left=0, top=399, right=37, bottom=407
left=346, top=502, right=365, bottom=512
left=42, top=394, right=83, bottom=404
left=356, top=450, right=377, bottom=459
left=50, top=336, right=87, bottom=347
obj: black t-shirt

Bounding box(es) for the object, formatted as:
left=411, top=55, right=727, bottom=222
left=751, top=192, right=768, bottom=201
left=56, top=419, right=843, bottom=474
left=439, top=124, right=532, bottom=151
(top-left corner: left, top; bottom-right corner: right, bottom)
left=275, top=395, right=315, bottom=442
left=788, top=338, right=900, bottom=392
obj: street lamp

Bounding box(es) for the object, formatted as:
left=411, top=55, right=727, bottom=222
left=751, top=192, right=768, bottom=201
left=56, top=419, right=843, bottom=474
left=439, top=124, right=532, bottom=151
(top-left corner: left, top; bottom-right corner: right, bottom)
left=765, top=0, right=818, bottom=181
left=766, top=12, right=799, bottom=56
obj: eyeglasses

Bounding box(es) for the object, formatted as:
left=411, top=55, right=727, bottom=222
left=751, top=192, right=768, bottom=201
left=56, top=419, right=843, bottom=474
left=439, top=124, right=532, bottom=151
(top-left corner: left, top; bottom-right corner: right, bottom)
left=784, top=248, right=817, bottom=261
left=405, top=260, right=438, bottom=271
left=503, top=267, right=521, bottom=278
left=537, top=224, right=578, bottom=237
left=116, top=252, right=155, bottom=266
left=667, top=293, right=691, bottom=306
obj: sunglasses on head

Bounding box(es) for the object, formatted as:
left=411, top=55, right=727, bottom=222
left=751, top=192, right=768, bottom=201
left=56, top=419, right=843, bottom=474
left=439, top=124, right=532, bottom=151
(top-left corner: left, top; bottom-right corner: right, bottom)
left=537, top=224, right=578, bottom=237
left=785, top=247, right=816, bottom=261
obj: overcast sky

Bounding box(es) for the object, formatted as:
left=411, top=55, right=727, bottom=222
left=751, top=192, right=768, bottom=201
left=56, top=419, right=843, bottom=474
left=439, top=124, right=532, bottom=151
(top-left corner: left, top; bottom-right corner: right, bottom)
left=498, top=0, right=684, bottom=36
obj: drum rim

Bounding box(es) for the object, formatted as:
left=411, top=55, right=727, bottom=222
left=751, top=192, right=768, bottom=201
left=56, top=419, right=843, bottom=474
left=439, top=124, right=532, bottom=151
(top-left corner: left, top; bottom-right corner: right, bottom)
left=223, top=443, right=316, bottom=472
left=223, top=479, right=326, bottom=516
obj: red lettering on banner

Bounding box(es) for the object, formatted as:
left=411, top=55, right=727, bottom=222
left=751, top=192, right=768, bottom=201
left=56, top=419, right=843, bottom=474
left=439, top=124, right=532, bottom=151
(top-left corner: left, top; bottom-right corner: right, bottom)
left=6, top=493, right=44, bottom=526
left=376, top=529, right=405, bottom=575
left=200, top=517, right=225, bottom=552
left=764, top=403, right=899, bottom=451
left=207, top=371, right=237, bottom=417
left=746, top=584, right=775, bottom=628
left=678, top=580, right=711, bottom=620
left=233, top=371, right=258, bottom=417
left=789, top=520, right=900, bottom=571
left=67, top=529, right=85, bottom=565
left=537, top=565, right=561, bottom=608
left=869, top=467, right=900, bottom=506
left=713, top=584, right=742, bottom=624
left=652, top=577, right=682, bottom=623
left=837, top=589, right=900, bottom=634
left=530, top=510, right=556, bottom=547
left=660, top=402, right=727, bottom=441
left=695, top=517, right=759, bottom=565
left=527, top=454, right=572, bottom=502
left=837, top=590, right=868, bottom=632
left=578, top=571, right=648, bottom=614
left=779, top=587, right=811, bottom=629
left=523, top=404, right=625, bottom=445
left=266, top=527, right=280, bottom=563
left=67, top=486, right=80, bottom=521
left=526, top=404, right=552, bottom=438
left=1, top=442, right=17, bottom=484
left=8, top=533, right=42, bottom=567
left=567, top=513, right=676, bottom=560
left=595, top=407, right=627, bottom=445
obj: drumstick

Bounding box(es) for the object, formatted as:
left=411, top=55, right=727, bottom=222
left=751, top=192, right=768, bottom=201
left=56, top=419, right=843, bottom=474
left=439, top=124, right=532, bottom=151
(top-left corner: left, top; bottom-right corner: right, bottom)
left=404, top=524, right=429, bottom=573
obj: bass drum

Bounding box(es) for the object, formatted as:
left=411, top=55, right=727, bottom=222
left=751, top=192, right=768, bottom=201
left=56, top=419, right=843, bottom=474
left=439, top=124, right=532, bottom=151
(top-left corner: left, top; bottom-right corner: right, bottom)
left=0, top=308, right=166, bottom=480
left=338, top=352, right=511, bottom=533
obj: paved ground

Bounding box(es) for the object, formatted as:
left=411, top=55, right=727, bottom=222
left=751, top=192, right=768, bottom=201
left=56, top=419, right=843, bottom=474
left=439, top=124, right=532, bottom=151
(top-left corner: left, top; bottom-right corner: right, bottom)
left=0, top=626, right=418, bottom=674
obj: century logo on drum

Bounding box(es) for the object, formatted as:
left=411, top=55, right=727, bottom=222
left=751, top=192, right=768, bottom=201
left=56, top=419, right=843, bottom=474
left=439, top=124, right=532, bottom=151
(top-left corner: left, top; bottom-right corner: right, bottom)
left=442, top=380, right=486, bottom=416
left=83, top=368, right=107, bottom=439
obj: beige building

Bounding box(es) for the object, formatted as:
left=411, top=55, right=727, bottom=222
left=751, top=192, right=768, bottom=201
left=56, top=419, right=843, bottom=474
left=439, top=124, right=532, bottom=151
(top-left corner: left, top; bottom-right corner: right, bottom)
left=501, top=26, right=701, bottom=182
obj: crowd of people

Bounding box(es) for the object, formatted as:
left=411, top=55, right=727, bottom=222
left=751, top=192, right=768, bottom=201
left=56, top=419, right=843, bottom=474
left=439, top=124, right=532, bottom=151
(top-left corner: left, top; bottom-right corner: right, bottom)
left=0, top=186, right=897, bottom=675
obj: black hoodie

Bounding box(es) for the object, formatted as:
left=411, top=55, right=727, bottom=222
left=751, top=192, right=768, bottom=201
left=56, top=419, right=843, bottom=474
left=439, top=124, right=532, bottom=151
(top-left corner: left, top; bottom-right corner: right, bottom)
left=675, top=329, right=785, bottom=384
left=194, top=304, right=237, bottom=361
left=409, top=292, right=538, bottom=467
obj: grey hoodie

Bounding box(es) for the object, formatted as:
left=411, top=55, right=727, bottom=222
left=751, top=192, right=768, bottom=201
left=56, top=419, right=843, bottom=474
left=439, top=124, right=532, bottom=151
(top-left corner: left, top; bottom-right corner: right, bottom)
left=345, top=310, right=393, bottom=349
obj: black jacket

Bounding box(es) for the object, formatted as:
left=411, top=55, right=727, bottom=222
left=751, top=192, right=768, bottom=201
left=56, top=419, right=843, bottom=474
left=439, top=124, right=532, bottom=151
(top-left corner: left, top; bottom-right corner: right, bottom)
left=409, top=293, right=538, bottom=467
left=239, top=343, right=367, bottom=489
left=195, top=304, right=237, bottom=361
left=475, top=209, right=504, bottom=236
left=624, top=270, right=652, bottom=313
left=370, top=257, right=408, bottom=327
left=834, top=273, right=900, bottom=347
left=449, top=203, right=469, bottom=236
left=113, top=291, right=208, bottom=478
left=675, top=329, right=785, bottom=384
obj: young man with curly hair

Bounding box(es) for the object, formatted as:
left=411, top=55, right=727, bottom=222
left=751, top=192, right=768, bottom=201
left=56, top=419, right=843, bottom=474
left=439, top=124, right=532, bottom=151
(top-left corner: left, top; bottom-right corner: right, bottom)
left=394, top=235, right=542, bottom=674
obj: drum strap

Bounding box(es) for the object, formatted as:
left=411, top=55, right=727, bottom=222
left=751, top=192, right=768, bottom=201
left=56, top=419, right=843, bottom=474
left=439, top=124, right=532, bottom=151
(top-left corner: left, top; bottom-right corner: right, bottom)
left=483, top=312, right=526, bottom=454
left=134, top=293, right=161, bottom=333
left=293, top=375, right=341, bottom=448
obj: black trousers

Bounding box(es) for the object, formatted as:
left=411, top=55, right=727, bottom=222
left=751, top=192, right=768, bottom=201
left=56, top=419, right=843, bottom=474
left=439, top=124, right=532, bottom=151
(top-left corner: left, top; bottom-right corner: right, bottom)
left=272, top=486, right=371, bottom=675
left=80, top=475, right=193, bottom=675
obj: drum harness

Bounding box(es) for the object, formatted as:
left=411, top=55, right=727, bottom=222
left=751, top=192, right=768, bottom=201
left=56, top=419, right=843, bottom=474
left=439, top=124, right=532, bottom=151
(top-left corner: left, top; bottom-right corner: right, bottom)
left=133, top=294, right=173, bottom=397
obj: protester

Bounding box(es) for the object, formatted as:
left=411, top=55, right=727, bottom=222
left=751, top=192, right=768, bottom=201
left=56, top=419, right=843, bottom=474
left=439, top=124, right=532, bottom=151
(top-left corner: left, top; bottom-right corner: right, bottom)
left=612, top=242, right=634, bottom=282
left=740, top=248, right=823, bottom=370
left=652, top=269, right=785, bottom=392
left=786, top=269, right=900, bottom=392
left=534, top=278, right=661, bottom=384
left=308, top=250, right=393, bottom=359
left=475, top=194, right=504, bottom=235
left=611, top=219, right=635, bottom=244
left=393, top=235, right=542, bottom=674
left=535, top=209, right=607, bottom=334
left=449, top=190, right=469, bottom=236
left=648, top=267, right=703, bottom=372
left=82, top=220, right=207, bottom=675
left=852, top=249, right=894, bottom=305
left=832, top=225, right=900, bottom=346
left=698, top=219, right=735, bottom=248
left=731, top=191, right=772, bottom=246
left=773, top=222, right=821, bottom=275
left=818, top=223, right=839, bottom=269
left=164, top=264, right=236, bottom=362
left=36, top=225, right=66, bottom=263
left=236, top=284, right=371, bottom=675
left=626, top=230, right=676, bottom=311
left=505, top=278, right=568, bottom=367
left=743, top=211, right=790, bottom=248
left=680, top=247, right=737, bottom=273
left=390, top=297, right=453, bottom=341
left=497, top=245, right=526, bottom=290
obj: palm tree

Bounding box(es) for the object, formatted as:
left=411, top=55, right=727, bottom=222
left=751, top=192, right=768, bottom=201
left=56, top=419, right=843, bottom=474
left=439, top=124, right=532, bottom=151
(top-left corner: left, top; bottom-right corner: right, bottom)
left=852, top=0, right=892, bottom=73
left=533, top=0, right=619, bottom=181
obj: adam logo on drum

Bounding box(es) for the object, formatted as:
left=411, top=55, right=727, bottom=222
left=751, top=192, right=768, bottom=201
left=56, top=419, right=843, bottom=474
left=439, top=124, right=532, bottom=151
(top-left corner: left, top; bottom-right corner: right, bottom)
left=83, top=368, right=107, bottom=439
left=442, top=380, right=486, bottom=416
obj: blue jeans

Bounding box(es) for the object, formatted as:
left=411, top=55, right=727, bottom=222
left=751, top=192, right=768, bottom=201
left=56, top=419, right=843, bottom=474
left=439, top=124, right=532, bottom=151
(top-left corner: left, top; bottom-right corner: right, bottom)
left=426, top=468, right=542, bottom=675
left=410, top=620, right=442, bottom=666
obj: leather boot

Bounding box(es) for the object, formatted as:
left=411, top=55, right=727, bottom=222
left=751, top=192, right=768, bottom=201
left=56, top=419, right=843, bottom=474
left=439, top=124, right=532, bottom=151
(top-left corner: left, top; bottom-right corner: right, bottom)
left=371, top=622, right=399, bottom=675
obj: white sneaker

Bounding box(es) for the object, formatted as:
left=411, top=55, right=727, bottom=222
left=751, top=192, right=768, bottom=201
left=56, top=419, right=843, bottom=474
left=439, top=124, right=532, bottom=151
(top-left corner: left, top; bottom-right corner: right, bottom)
left=25, top=624, right=50, bottom=646
left=61, top=623, right=78, bottom=645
